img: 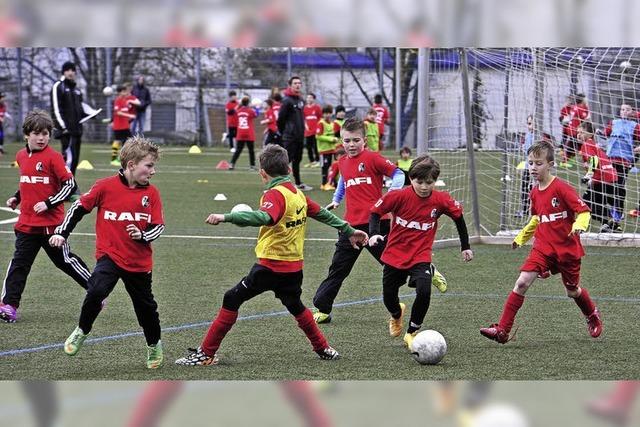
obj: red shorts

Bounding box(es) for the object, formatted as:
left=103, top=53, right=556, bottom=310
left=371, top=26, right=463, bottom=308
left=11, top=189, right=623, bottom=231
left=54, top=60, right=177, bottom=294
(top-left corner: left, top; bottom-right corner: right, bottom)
left=521, top=248, right=581, bottom=287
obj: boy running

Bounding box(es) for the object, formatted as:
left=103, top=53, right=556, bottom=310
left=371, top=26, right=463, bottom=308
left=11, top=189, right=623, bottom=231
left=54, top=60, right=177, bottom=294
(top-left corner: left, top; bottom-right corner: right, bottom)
left=175, top=144, right=368, bottom=366
left=480, top=140, right=602, bottom=343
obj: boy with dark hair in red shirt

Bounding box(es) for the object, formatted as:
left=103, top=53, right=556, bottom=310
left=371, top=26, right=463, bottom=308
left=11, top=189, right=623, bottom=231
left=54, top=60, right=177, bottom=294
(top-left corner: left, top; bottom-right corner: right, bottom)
left=110, top=83, right=140, bottom=166
left=229, top=96, right=257, bottom=170
left=225, top=90, right=239, bottom=152
left=480, top=140, right=602, bottom=344
left=50, top=136, right=165, bottom=369
left=369, top=154, right=473, bottom=349
left=0, top=109, right=91, bottom=323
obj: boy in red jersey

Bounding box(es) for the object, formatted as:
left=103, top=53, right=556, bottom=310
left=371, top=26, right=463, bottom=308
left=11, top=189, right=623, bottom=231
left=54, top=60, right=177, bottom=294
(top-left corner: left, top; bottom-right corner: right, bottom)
left=110, top=83, right=140, bottom=166
left=225, top=90, right=239, bottom=152
left=50, top=136, right=165, bottom=368
left=312, top=118, right=447, bottom=325
left=368, top=155, right=473, bottom=348
left=303, top=92, right=321, bottom=167
left=577, top=122, right=618, bottom=232
left=175, top=145, right=367, bottom=366
left=480, top=140, right=602, bottom=344
left=372, top=94, right=390, bottom=151
left=229, top=96, right=257, bottom=170
left=261, top=96, right=282, bottom=146
left=0, top=110, right=90, bottom=323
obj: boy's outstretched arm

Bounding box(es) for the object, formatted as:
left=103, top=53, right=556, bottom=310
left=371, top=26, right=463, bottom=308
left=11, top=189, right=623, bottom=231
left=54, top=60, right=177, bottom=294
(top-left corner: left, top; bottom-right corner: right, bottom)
left=570, top=211, right=590, bottom=236
left=452, top=214, right=473, bottom=261
left=368, top=212, right=385, bottom=246
left=512, top=215, right=540, bottom=249
left=205, top=210, right=272, bottom=227
left=312, top=207, right=367, bottom=248
left=49, top=200, right=91, bottom=247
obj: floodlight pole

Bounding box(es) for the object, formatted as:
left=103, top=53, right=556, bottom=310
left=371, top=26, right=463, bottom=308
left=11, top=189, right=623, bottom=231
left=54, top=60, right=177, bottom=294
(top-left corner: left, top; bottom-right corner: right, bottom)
left=395, top=47, right=402, bottom=151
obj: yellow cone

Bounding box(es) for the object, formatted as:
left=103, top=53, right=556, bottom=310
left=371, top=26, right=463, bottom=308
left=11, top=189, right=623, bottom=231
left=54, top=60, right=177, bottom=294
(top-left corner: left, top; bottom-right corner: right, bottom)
left=77, top=160, right=94, bottom=170
left=516, top=161, right=526, bottom=170
left=188, top=145, right=202, bottom=154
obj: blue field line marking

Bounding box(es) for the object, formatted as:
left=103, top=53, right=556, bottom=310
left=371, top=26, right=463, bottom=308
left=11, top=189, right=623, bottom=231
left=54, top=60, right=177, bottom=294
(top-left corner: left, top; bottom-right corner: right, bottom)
left=1, top=291, right=637, bottom=358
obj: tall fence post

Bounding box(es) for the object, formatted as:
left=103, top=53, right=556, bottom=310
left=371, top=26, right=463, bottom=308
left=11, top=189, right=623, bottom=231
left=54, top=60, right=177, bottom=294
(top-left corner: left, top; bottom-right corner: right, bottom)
left=105, top=47, right=112, bottom=144
left=16, top=48, right=23, bottom=137
left=460, top=48, right=483, bottom=237
left=499, top=48, right=511, bottom=231
left=395, top=47, right=402, bottom=151
left=416, top=48, right=427, bottom=155
left=194, top=47, right=203, bottom=146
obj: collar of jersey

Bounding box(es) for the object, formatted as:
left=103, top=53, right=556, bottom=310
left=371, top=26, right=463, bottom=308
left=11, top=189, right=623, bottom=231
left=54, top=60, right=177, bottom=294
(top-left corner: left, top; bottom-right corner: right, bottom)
left=118, top=169, right=150, bottom=188
left=266, top=175, right=291, bottom=190
left=24, top=143, right=49, bottom=155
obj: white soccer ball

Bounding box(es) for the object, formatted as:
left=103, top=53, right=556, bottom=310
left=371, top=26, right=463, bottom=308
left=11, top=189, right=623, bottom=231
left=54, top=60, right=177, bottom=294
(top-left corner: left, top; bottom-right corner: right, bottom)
left=231, top=203, right=252, bottom=213
left=410, top=330, right=447, bottom=365
left=251, top=98, right=263, bottom=108
left=471, top=403, right=529, bottom=427
left=620, top=60, right=632, bottom=70
left=102, top=86, right=114, bottom=96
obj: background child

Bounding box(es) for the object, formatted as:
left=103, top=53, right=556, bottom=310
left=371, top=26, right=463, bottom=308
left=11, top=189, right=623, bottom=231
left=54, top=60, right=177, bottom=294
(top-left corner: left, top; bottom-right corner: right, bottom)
left=175, top=144, right=368, bottom=366
left=111, top=83, right=140, bottom=166
left=577, top=121, right=618, bottom=232
left=0, top=91, right=6, bottom=155
left=332, top=105, right=346, bottom=138
left=229, top=96, right=257, bottom=170
left=0, top=109, right=90, bottom=323
left=369, top=154, right=473, bottom=349
left=50, top=136, right=165, bottom=369
left=480, top=140, right=601, bottom=344
left=396, top=146, right=414, bottom=186
left=364, top=108, right=380, bottom=152
left=315, top=104, right=340, bottom=190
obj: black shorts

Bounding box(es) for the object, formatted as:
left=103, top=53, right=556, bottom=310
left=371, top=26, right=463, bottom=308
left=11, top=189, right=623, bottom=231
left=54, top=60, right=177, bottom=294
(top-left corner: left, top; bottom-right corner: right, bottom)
left=241, top=263, right=303, bottom=301
left=383, top=262, right=432, bottom=289
left=113, top=129, right=132, bottom=143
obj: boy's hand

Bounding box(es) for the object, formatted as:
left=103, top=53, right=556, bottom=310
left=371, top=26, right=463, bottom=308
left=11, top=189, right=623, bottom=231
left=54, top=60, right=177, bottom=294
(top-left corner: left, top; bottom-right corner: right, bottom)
left=49, top=234, right=66, bottom=248
left=349, top=230, right=368, bottom=249
left=461, top=249, right=474, bottom=262
left=33, top=201, right=48, bottom=214
left=126, top=224, right=142, bottom=240
left=568, top=229, right=584, bottom=237
left=368, top=234, right=385, bottom=247
left=205, top=214, right=225, bottom=225
left=6, top=197, right=18, bottom=210
left=325, top=201, right=339, bottom=211
left=511, top=241, right=520, bottom=250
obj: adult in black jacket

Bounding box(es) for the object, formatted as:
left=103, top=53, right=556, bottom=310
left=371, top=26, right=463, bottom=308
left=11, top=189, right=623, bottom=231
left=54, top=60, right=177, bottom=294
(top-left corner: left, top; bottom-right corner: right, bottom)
left=277, top=76, right=312, bottom=191
left=50, top=61, right=84, bottom=178
left=131, top=76, right=152, bottom=136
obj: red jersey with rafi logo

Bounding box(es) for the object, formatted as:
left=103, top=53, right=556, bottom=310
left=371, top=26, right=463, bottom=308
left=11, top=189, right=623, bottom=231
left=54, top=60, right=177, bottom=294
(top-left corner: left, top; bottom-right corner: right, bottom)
left=236, top=106, right=257, bottom=141
left=79, top=174, right=164, bottom=272
left=225, top=100, right=238, bottom=128
left=338, top=150, right=398, bottom=226
left=304, top=103, right=322, bottom=137
left=530, top=177, right=590, bottom=260
left=560, top=103, right=589, bottom=137
left=371, top=187, right=463, bottom=268
left=15, top=145, right=73, bottom=231
left=112, top=95, right=138, bottom=131
left=579, top=138, right=617, bottom=183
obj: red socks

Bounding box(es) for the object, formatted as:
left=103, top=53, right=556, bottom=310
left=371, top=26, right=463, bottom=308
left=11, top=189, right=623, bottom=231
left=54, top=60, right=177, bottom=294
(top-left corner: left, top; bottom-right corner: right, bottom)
left=295, top=308, right=329, bottom=352
left=498, top=291, right=525, bottom=333
left=280, top=381, right=333, bottom=427
left=574, top=287, right=596, bottom=316
left=201, top=307, right=238, bottom=356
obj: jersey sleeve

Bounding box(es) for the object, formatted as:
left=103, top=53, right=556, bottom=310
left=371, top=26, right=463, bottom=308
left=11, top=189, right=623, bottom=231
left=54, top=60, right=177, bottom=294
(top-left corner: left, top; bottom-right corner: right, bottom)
left=79, top=180, right=102, bottom=212
left=151, top=187, right=165, bottom=225
left=305, top=196, right=322, bottom=217
left=370, top=191, right=397, bottom=216
left=561, top=181, right=590, bottom=214
left=529, top=190, right=537, bottom=216
left=51, top=152, right=73, bottom=181
left=441, top=192, right=464, bottom=219
left=373, top=153, right=399, bottom=177
left=259, top=189, right=286, bottom=224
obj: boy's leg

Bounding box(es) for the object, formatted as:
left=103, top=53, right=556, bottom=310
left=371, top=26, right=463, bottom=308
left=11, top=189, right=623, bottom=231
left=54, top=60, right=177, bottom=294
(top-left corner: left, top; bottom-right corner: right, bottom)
left=247, top=141, right=255, bottom=167
left=68, top=135, right=82, bottom=176
left=312, top=228, right=365, bottom=318
left=126, top=381, right=184, bottom=427
left=406, top=263, right=433, bottom=335
left=587, top=381, right=640, bottom=425
left=560, top=260, right=602, bottom=338
left=229, top=140, right=246, bottom=167
left=274, top=271, right=336, bottom=358
left=78, top=256, right=121, bottom=335
left=122, top=270, right=163, bottom=368
left=1, top=232, right=41, bottom=314
left=41, top=238, right=91, bottom=289
left=280, top=382, right=333, bottom=427
left=382, top=264, right=408, bottom=337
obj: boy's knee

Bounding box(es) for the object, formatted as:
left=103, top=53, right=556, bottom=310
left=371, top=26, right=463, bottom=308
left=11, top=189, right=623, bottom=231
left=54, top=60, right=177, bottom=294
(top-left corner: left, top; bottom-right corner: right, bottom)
left=564, top=284, right=580, bottom=298
left=514, top=279, right=531, bottom=293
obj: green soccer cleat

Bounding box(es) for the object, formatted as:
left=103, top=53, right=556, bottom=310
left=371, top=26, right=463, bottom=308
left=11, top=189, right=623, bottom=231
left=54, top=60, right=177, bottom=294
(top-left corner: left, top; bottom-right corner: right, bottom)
left=110, top=159, right=121, bottom=167
left=431, top=265, right=448, bottom=293
left=313, top=311, right=332, bottom=324
left=64, top=326, right=88, bottom=356
left=146, top=340, right=164, bottom=369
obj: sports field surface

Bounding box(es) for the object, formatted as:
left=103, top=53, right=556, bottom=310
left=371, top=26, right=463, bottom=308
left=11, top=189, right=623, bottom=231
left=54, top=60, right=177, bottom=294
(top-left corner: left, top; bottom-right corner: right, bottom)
left=1, top=143, right=638, bottom=380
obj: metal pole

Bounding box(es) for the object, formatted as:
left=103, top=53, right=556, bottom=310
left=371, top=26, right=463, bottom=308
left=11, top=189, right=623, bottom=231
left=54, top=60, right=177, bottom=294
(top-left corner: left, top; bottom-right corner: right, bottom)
left=532, top=48, right=545, bottom=140
left=225, top=47, right=231, bottom=94
left=195, top=47, right=202, bottom=146
left=16, top=48, right=23, bottom=137
left=425, top=48, right=431, bottom=150
left=287, top=48, right=292, bottom=77
left=395, top=47, right=402, bottom=151
left=378, top=47, right=384, bottom=96
left=416, top=48, right=427, bottom=155
left=460, top=48, right=482, bottom=237
left=105, top=47, right=112, bottom=144
left=499, top=48, right=511, bottom=231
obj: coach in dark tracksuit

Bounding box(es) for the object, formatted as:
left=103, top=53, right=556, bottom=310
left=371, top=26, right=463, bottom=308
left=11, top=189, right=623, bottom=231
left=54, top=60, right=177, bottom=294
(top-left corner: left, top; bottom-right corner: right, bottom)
left=50, top=61, right=85, bottom=178
left=277, top=76, right=312, bottom=191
